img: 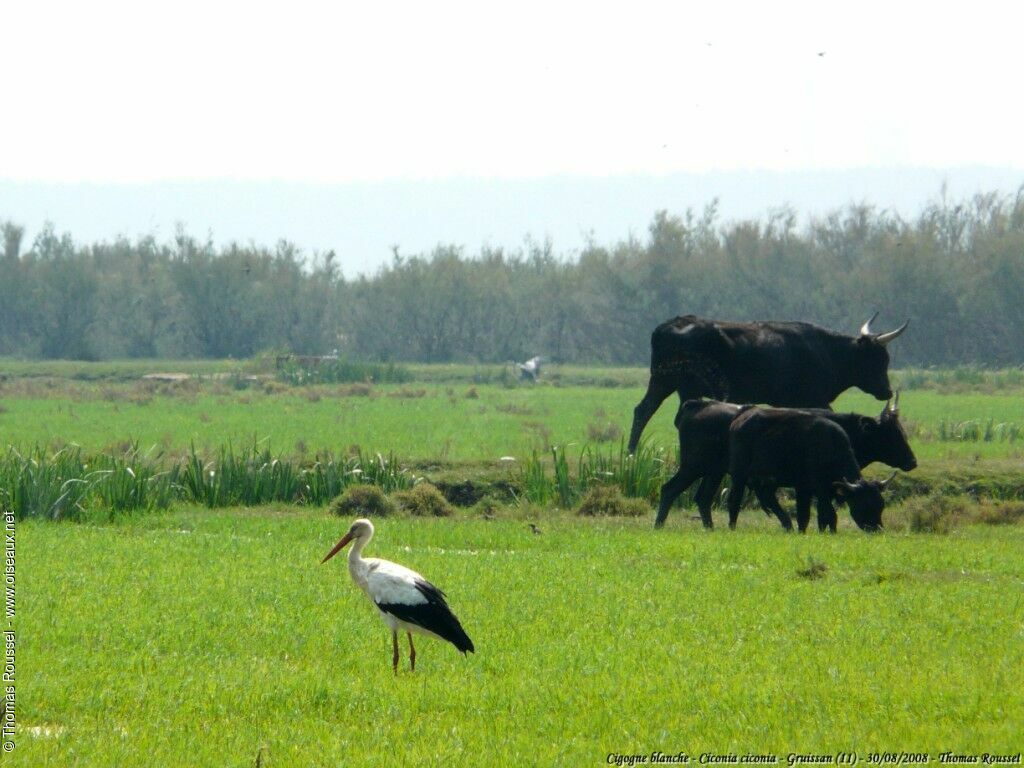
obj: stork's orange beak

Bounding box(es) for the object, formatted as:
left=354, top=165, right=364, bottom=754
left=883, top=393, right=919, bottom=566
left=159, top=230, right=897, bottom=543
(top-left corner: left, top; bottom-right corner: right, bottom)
left=321, top=532, right=353, bottom=564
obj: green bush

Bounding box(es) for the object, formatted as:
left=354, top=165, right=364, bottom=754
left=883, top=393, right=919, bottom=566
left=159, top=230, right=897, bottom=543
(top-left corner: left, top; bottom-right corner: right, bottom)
left=329, top=484, right=395, bottom=518
left=575, top=485, right=650, bottom=517
left=471, top=496, right=504, bottom=517
left=891, top=494, right=1024, bottom=533
left=975, top=499, right=1024, bottom=525
left=896, top=494, right=975, bottom=534
left=392, top=482, right=453, bottom=517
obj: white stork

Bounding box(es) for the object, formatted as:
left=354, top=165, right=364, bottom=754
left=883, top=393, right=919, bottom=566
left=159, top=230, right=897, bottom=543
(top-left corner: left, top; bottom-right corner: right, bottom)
left=320, top=518, right=475, bottom=673
left=517, top=356, right=542, bottom=382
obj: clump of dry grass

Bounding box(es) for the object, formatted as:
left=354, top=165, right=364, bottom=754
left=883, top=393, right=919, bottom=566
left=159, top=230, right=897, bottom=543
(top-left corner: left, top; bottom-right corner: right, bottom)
left=471, top=496, right=504, bottom=517
left=342, top=383, right=374, bottom=397
left=386, top=388, right=427, bottom=399
left=330, top=484, right=396, bottom=518
left=887, top=494, right=1024, bottom=533
left=975, top=499, right=1024, bottom=525
left=892, top=494, right=974, bottom=534
left=127, top=391, right=153, bottom=406
left=392, top=482, right=453, bottom=517
left=796, top=558, right=828, bottom=580
left=262, top=380, right=290, bottom=396
left=575, top=485, right=650, bottom=517
left=495, top=402, right=533, bottom=415
left=586, top=420, right=623, bottom=443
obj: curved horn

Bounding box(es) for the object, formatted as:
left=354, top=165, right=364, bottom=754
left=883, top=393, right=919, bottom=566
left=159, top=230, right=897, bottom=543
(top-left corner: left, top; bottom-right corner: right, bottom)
left=859, top=311, right=879, bottom=337
left=881, top=390, right=901, bottom=419
left=877, top=471, right=898, bottom=489
left=875, top=319, right=910, bottom=346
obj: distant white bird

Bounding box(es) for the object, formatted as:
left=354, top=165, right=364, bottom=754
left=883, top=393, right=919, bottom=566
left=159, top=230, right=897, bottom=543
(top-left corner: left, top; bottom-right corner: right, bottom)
left=321, top=518, right=475, bottom=673
left=517, top=356, right=543, bottom=382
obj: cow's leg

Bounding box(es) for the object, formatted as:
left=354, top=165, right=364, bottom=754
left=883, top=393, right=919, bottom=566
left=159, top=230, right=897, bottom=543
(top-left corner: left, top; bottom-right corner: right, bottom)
left=795, top=489, right=812, bottom=533
left=753, top=484, right=792, bottom=531
left=694, top=471, right=725, bottom=529
left=726, top=474, right=747, bottom=530
left=629, top=375, right=676, bottom=454
left=816, top=494, right=838, bottom=533
left=655, top=463, right=702, bottom=528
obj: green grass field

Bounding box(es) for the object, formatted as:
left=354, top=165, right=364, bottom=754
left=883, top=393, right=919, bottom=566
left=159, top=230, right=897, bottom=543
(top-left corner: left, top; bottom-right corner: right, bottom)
left=1, top=380, right=1021, bottom=463
left=6, top=361, right=1024, bottom=764
left=15, top=509, right=1024, bottom=766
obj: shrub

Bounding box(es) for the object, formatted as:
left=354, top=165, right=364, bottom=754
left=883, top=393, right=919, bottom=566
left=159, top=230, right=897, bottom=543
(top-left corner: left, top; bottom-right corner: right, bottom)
left=975, top=499, right=1024, bottom=525
left=330, top=484, right=395, bottom=518
left=392, top=482, right=453, bottom=517
left=897, top=494, right=974, bottom=534
left=575, top=485, right=650, bottom=517
left=471, top=496, right=504, bottom=517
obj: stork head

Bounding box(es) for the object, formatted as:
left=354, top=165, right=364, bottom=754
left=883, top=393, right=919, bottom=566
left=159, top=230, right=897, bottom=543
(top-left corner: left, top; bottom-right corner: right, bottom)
left=321, top=518, right=374, bottom=563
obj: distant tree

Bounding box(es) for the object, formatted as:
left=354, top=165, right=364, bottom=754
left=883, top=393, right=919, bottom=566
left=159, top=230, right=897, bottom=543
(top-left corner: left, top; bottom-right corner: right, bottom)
left=30, top=224, right=99, bottom=360
left=2, top=185, right=1022, bottom=365
left=2, top=221, right=23, bottom=261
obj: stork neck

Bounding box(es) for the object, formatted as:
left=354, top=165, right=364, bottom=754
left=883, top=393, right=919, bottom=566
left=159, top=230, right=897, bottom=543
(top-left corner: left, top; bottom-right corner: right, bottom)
left=347, top=530, right=373, bottom=570
left=346, top=533, right=372, bottom=588
left=349, top=534, right=369, bottom=562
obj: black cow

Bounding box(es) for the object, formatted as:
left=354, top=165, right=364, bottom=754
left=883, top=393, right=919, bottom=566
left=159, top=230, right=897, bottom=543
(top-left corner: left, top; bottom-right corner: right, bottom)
left=726, top=406, right=895, bottom=533
left=655, top=394, right=915, bottom=528
left=629, top=313, right=909, bottom=453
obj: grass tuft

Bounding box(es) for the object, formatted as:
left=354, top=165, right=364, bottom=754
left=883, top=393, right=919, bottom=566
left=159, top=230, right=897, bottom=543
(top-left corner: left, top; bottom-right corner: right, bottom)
left=895, top=494, right=977, bottom=534
left=330, top=483, right=396, bottom=518
left=392, top=482, right=454, bottom=517
left=575, top=484, right=650, bottom=517
left=586, top=420, right=623, bottom=443
left=796, top=557, right=829, bottom=580
left=976, top=500, right=1024, bottom=525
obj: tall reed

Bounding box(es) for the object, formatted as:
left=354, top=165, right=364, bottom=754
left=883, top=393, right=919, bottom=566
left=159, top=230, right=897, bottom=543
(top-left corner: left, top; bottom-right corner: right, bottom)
left=518, top=440, right=670, bottom=509
left=0, top=443, right=418, bottom=518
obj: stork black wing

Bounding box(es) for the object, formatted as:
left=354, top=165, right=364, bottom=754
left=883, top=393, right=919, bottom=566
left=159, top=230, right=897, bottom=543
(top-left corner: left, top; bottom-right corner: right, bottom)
left=377, top=579, right=475, bottom=654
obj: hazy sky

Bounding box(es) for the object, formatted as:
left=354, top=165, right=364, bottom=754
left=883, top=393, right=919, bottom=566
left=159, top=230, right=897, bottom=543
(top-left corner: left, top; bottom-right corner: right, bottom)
left=2, top=1, right=1023, bottom=271
left=5, top=0, right=1023, bottom=182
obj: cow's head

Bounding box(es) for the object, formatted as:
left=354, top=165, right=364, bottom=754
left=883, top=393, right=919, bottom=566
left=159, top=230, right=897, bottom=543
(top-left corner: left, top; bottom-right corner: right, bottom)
left=852, top=313, right=909, bottom=401
left=856, top=393, right=918, bottom=471
left=833, top=472, right=895, bottom=532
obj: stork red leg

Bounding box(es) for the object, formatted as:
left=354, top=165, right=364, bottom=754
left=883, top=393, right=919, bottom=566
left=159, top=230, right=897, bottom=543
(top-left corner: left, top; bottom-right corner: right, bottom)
left=391, top=631, right=399, bottom=675
left=408, top=632, right=416, bottom=672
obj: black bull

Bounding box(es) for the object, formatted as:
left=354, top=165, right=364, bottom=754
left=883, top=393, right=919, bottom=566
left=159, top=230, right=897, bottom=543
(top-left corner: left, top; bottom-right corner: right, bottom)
left=628, top=313, right=909, bottom=454
left=655, top=397, right=917, bottom=529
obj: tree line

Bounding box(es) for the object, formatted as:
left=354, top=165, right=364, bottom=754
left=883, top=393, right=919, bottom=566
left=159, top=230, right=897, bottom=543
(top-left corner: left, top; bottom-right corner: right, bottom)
left=2, top=186, right=1023, bottom=366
